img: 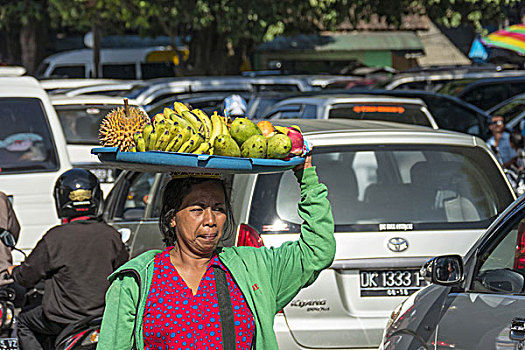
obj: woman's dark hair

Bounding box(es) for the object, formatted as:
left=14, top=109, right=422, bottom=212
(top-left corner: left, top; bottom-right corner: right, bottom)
left=159, top=177, right=235, bottom=247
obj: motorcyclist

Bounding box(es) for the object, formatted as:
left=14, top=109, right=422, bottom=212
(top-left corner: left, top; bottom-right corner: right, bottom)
left=7, top=168, right=129, bottom=350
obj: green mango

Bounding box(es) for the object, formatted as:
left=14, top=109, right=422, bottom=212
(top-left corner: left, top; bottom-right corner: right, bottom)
left=229, top=118, right=261, bottom=146
left=241, top=135, right=267, bottom=159
left=267, top=134, right=292, bottom=159
left=213, top=134, right=241, bottom=157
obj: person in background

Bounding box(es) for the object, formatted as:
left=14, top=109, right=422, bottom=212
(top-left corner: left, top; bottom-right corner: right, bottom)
left=223, top=94, right=248, bottom=118
left=7, top=169, right=129, bottom=350
left=487, top=115, right=517, bottom=167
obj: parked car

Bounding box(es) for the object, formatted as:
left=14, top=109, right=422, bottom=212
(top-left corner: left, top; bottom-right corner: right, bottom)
left=39, top=78, right=125, bottom=94
left=103, top=119, right=514, bottom=349
left=55, top=81, right=144, bottom=98
left=381, top=68, right=524, bottom=92
left=36, top=46, right=180, bottom=79
left=380, top=192, right=525, bottom=349
left=0, top=77, right=72, bottom=256
left=456, top=75, right=525, bottom=111
left=345, top=89, right=491, bottom=139
left=261, top=94, right=440, bottom=129
left=50, top=94, right=143, bottom=194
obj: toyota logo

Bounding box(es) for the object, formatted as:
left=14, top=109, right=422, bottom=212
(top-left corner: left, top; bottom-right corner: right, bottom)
left=388, top=237, right=408, bottom=252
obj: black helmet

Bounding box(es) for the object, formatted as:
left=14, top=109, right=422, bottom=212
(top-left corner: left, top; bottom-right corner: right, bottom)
left=53, top=169, right=102, bottom=220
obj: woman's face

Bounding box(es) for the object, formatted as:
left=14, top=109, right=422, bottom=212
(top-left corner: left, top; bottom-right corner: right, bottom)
left=171, top=181, right=227, bottom=256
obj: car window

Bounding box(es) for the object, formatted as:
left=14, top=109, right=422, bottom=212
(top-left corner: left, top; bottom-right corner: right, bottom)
left=248, top=145, right=513, bottom=233
left=115, top=172, right=156, bottom=221
left=102, top=64, right=136, bottom=79
left=55, top=104, right=136, bottom=144
left=422, top=97, right=486, bottom=138
left=141, top=62, right=175, bottom=79
left=267, top=104, right=316, bottom=119
left=51, top=65, right=86, bottom=78
left=0, top=97, right=59, bottom=174
left=472, top=215, right=525, bottom=294
left=509, top=83, right=525, bottom=98
left=436, top=79, right=477, bottom=96
left=328, top=103, right=432, bottom=127
left=491, top=98, right=525, bottom=124
left=462, top=84, right=509, bottom=110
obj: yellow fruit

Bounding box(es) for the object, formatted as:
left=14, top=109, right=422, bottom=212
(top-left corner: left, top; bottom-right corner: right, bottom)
left=99, top=100, right=150, bottom=152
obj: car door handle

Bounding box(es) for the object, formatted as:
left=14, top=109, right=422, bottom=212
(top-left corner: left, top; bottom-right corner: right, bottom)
left=510, top=318, right=525, bottom=341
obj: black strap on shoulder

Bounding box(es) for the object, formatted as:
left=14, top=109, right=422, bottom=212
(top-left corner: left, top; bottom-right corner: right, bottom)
left=214, top=266, right=236, bottom=349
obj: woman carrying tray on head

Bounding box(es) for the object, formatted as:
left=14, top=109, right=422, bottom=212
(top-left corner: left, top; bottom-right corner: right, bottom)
left=97, top=154, right=335, bottom=350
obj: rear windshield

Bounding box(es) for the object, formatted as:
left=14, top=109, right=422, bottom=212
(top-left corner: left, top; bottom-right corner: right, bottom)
left=0, top=98, right=59, bottom=174
left=328, top=103, right=432, bottom=127
left=248, top=145, right=513, bottom=233
left=491, top=98, right=525, bottom=124
left=55, top=104, right=133, bottom=144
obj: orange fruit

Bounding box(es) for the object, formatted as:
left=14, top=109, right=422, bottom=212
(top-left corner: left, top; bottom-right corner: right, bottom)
left=257, top=120, right=275, bottom=138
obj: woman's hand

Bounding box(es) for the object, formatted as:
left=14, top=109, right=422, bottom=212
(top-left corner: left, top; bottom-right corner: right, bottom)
left=293, top=153, right=312, bottom=172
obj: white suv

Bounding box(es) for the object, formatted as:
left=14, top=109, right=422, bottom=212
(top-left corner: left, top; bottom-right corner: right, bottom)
left=0, top=77, right=71, bottom=256
left=103, top=119, right=515, bottom=349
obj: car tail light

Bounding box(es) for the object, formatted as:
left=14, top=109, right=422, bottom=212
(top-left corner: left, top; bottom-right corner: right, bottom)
left=515, top=224, right=525, bottom=269
left=237, top=224, right=264, bottom=248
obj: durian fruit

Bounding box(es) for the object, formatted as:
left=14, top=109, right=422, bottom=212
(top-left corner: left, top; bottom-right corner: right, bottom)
left=99, top=99, right=150, bottom=151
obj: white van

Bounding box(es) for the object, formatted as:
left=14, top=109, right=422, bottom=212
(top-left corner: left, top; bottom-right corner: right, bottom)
left=0, top=77, right=71, bottom=255
left=37, top=46, right=183, bottom=80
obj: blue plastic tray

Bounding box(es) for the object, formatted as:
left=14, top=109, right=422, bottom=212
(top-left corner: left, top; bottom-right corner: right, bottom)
left=91, top=147, right=304, bottom=174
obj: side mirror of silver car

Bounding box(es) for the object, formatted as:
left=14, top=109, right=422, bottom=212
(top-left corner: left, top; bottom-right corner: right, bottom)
left=420, top=255, right=464, bottom=286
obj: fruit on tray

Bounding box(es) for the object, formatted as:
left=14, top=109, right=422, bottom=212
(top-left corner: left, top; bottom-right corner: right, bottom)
left=99, top=100, right=305, bottom=160
left=99, top=99, right=150, bottom=152
left=229, top=118, right=262, bottom=146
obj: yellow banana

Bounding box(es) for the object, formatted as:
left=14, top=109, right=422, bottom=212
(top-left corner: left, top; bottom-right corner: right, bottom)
left=142, top=124, right=153, bottom=143
left=173, top=102, right=189, bottom=115
left=129, top=146, right=137, bottom=152
left=178, top=140, right=195, bottom=153
left=147, top=129, right=158, bottom=151
left=172, top=114, right=196, bottom=134
left=192, top=109, right=212, bottom=141
left=221, top=120, right=230, bottom=136
left=155, top=130, right=171, bottom=150
left=165, top=133, right=184, bottom=152
left=179, top=125, right=193, bottom=144
left=182, top=110, right=205, bottom=134
left=209, top=113, right=223, bottom=145
left=155, top=119, right=166, bottom=137
left=153, top=113, right=165, bottom=125
left=193, top=141, right=211, bottom=155
left=136, top=136, right=146, bottom=152
left=133, top=130, right=142, bottom=145
left=163, top=108, right=175, bottom=118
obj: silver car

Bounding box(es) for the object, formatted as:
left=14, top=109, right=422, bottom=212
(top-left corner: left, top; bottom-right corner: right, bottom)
left=261, top=94, right=439, bottom=130
left=380, top=193, right=525, bottom=350
left=104, top=119, right=514, bottom=349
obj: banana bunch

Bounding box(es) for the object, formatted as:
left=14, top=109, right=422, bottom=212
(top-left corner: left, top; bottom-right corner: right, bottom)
left=131, top=102, right=230, bottom=155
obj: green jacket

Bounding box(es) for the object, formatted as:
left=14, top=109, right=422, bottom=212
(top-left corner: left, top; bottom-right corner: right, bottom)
left=97, top=167, right=335, bottom=349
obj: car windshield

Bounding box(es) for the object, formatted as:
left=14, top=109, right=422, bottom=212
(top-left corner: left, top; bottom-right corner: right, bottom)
left=0, top=97, right=59, bottom=174
left=249, top=145, right=512, bottom=233
left=328, top=103, right=432, bottom=127
left=55, top=104, right=133, bottom=144
left=491, top=98, right=525, bottom=123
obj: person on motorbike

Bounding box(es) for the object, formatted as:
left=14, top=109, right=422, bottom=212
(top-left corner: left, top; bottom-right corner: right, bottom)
left=6, top=168, right=129, bottom=350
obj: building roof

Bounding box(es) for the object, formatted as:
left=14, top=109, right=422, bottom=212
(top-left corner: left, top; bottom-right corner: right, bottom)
left=257, top=32, right=424, bottom=53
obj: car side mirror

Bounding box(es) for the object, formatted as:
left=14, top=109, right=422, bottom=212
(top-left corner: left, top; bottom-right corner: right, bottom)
left=421, top=255, right=464, bottom=286
left=0, top=229, right=16, bottom=249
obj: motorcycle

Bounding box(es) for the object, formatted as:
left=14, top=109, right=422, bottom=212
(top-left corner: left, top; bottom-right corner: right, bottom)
left=0, top=229, right=102, bottom=350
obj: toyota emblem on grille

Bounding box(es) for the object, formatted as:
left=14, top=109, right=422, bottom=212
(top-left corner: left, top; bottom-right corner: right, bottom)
left=388, top=237, right=408, bottom=252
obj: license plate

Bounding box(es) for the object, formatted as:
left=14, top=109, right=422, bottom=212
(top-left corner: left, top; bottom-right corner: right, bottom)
left=360, top=269, right=428, bottom=297
left=0, top=338, right=18, bottom=350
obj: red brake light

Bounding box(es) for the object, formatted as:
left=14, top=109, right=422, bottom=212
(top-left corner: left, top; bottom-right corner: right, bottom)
left=237, top=224, right=264, bottom=248
left=515, top=223, right=525, bottom=269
